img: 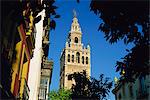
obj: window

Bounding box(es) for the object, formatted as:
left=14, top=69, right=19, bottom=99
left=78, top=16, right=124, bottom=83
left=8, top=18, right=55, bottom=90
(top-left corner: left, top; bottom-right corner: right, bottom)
left=86, top=57, right=88, bottom=64
left=75, top=37, right=78, bottom=43
left=40, top=79, right=47, bottom=85
left=82, top=56, right=84, bottom=64
left=76, top=52, right=80, bottom=63
left=68, top=54, right=70, bottom=62
left=72, top=55, right=74, bottom=63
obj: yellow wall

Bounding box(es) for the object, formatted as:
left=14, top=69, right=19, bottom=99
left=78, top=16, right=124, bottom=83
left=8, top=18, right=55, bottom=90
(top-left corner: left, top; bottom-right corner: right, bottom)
left=19, top=44, right=25, bottom=79
left=19, top=60, right=29, bottom=99
left=19, top=44, right=30, bottom=99
left=19, top=78, right=25, bottom=99
left=11, top=11, right=34, bottom=98
left=11, top=41, right=22, bottom=93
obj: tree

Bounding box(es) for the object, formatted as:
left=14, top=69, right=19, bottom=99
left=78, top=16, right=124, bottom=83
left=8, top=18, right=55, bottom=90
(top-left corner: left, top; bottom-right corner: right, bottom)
left=68, top=70, right=113, bottom=100
left=49, top=88, right=72, bottom=100
left=90, top=0, right=149, bottom=82
left=28, top=0, right=60, bottom=30
left=2, top=0, right=59, bottom=30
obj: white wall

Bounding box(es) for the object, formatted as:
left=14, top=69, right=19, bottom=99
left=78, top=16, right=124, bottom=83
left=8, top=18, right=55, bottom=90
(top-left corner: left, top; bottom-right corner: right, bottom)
left=28, top=9, right=45, bottom=100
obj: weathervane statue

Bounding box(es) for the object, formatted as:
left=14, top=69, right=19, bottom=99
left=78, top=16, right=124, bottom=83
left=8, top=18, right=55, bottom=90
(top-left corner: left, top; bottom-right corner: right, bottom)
left=73, top=9, right=77, bottom=17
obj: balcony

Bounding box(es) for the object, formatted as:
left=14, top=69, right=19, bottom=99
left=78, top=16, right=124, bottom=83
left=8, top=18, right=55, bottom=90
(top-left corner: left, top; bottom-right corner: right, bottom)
left=39, top=87, right=47, bottom=100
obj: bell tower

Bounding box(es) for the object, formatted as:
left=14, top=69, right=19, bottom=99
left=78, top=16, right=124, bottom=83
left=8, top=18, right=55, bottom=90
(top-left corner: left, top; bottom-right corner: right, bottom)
left=60, top=10, right=91, bottom=89
left=68, top=10, right=82, bottom=45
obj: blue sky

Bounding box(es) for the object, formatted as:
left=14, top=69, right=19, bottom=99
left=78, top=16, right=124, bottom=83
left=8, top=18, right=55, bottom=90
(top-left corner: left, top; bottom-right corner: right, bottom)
left=48, top=0, right=133, bottom=99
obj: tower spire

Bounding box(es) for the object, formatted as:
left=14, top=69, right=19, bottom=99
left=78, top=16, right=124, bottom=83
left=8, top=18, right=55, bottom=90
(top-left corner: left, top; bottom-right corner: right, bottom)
left=60, top=11, right=91, bottom=89
left=70, top=10, right=81, bottom=33
left=73, top=9, right=77, bottom=18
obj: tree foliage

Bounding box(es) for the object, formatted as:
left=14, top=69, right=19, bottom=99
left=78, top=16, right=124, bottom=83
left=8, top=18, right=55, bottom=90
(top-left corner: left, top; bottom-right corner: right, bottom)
left=29, top=0, right=60, bottom=30
left=69, top=70, right=113, bottom=100
left=90, top=0, right=149, bottom=44
left=49, top=88, right=72, bottom=100
left=90, top=0, right=149, bottom=82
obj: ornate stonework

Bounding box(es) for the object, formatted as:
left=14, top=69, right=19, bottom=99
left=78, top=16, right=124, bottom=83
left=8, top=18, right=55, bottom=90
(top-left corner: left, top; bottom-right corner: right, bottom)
left=60, top=13, right=91, bottom=89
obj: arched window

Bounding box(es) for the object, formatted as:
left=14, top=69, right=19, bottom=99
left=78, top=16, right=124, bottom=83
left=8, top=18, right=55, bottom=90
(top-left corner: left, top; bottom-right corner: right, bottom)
left=68, top=75, right=72, bottom=80
left=75, top=26, right=77, bottom=30
left=75, top=37, right=78, bottom=43
left=76, top=52, right=80, bottom=63
left=82, top=56, right=84, bottom=64
left=68, top=54, right=70, bottom=62
left=72, top=55, right=74, bottom=63
left=86, top=57, right=88, bottom=64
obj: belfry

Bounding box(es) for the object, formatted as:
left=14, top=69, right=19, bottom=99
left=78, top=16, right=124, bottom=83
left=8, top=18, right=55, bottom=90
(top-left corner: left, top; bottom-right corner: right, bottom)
left=60, top=10, right=91, bottom=89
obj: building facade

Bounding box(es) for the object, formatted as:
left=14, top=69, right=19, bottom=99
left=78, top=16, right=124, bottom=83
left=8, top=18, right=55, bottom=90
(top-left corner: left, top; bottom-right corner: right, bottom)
left=38, top=14, right=53, bottom=99
left=112, top=74, right=150, bottom=100
left=1, top=0, right=54, bottom=99
left=1, top=1, right=36, bottom=99
left=60, top=13, right=91, bottom=89
left=27, top=9, right=45, bottom=100
left=39, top=59, right=53, bottom=100
left=28, top=2, right=53, bottom=100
